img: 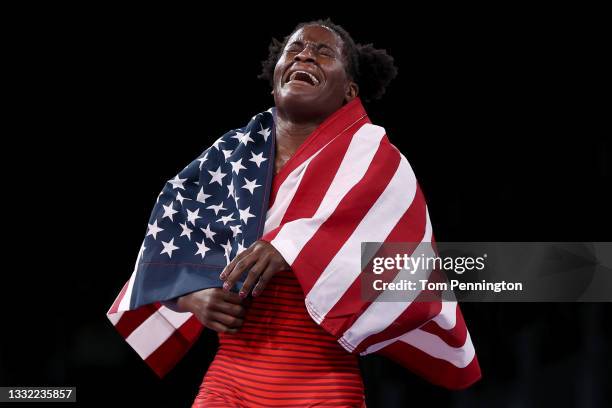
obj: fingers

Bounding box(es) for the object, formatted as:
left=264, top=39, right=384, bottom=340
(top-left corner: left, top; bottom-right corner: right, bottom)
left=209, top=310, right=244, bottom=329
left=219, top=240, right=292, bottom=298
left=205, top=319, right=239, bottom=334
left=220, top=289, right=245, bottom=305
left=251, top=264, right=276, bottom=297
left=221, top=251, right=259, bottom=292
left=238, top=254, right=271, bottom=298
left=211, top=300, right=247, bottom=318
left=220, top=245, right=253, bottom=280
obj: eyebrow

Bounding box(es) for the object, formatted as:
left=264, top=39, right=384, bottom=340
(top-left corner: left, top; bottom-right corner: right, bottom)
left=287, top=40, right=335, bottom=51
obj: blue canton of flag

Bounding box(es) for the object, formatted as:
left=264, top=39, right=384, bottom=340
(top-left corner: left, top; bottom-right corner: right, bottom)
left=129, top=109, right=275, bottom=309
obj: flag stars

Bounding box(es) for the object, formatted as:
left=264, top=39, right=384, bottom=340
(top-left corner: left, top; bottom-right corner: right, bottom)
left=231, top=130, right=246, bottom=142
left=221, top=239, right=233, bottom=253
left=162, top=202, right=178, bottom=221
left=196, top=187, right=211, bottom=203
left=195, top=239, right=210, bottom=259
left=179, top=222, right=193, bottom=240
left=176, top=192, right=191, bottom=205
left=197, top=152, right=208, bottom=169
left=239, top=131, right=255, bottom=146
left=207, top=202, right=227, bottom=215
left=249, top=151, right=267, bottom=168
left=230, top=224, right=242, bottom=237
left=217, top=213, right=236, bottom=225
left=168, top=175, right=187, bottom=190
left=208, top=166, right=227, bottom=186
left=242, top=178, right=261, bottom=194
left=186, top=208, right=202, bottom=226
left=227, top=180, right=236, bottom=199
left=146, top=220, right=164, bottom=240
left=258, top=124, right=271, bottom=142
left=200, top=223, right=217, bottom=242
left=230, top=158, right=246, bottom=175
left=160, top=238, right=179, bottom=258
left=239, top=206, right=256, bottom=224
left=212, top=138, right=224, bottom=150
left=222, top=149, right=233, bottom=160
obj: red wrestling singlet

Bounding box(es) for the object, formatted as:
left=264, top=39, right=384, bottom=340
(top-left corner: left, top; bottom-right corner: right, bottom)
left=192, top=270, right=366, bottom=407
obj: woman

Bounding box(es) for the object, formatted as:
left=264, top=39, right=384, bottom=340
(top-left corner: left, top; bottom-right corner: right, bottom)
left=108, top=18, right=480, bottom=408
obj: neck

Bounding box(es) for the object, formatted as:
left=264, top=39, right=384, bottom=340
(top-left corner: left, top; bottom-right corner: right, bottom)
left=274, top=110, right=323, bottom=150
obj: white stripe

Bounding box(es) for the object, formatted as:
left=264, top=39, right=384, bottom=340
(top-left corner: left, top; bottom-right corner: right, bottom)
left=359, top=290, right=454, bottom=355
left=264, top=156, right=316, bottom=234
left=337, top=211, right=433, bottom=350
left=433, top=301, right=458, bottom=330
left=118, top=241, right=146, bottom=312
left=304, top=154, right=417, bottom=324
left=264, top=132, right=350, bottom=235
left=125, top=306, right=192, bottom=359
left=117, top=274, right=135, bottom=312
left=362, top=329, right=476, bottom=368
left=270, top=124, right=386, bottom=265
left=403, top=329, right=475, bottom=368
left=158, top=306, right=194, bottom=328
left=107, top=311, right=124, bottom=325
left=362, top=327, right=475, bottom=369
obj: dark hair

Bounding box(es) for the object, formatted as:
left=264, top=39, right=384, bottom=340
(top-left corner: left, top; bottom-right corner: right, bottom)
left=258, top=19, right=398, bottom=103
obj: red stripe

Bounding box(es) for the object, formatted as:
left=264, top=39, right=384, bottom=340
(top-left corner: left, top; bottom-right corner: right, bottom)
left=212, top=352, right=359, bottom=370
left=144, top=315, right=203, bottom=377
left=212, top=356, right=358, bottom=375
left=201, top=375, right=363, bottom=406
left=352, top=268, right=447, bottom=354
left=419, top=304, right=469, bottom=348
left=269, top=98, right=368, bottom=207
left=287, top=138, right=400, bottom=296
left=378, top=340, right=482, bottom=390
left=196, top=270, right=365, bottom=404
left=108, top=279, right=129, bottom=314
left=319, top=186, right=428, bottom=337
left=276, top=121, right=358, bottom=227
left=215, top=347, right=361, bottom=372
left=207, top=366, right=363, bottom=392
left=262, top=121, right=371, bottom=244
left=113, top=303, right=160, bottom=338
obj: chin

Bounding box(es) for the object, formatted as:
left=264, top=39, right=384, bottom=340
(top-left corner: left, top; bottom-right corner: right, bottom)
left=276, top=90, right=320, bottom=114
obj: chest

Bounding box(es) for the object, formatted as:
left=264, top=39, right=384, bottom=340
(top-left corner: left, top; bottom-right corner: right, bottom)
left=274, top=143, right=296, bottom=175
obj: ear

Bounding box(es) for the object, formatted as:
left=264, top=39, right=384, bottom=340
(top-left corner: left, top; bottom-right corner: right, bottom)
left=344, top=81, right=359, bottom=103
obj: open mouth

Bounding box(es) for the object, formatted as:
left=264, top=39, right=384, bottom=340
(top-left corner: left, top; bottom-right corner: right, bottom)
left=284, top=70, right=321, bottom=87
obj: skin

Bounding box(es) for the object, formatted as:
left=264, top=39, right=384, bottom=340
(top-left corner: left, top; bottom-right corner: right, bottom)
left=177, top=25, right=359, bottom=333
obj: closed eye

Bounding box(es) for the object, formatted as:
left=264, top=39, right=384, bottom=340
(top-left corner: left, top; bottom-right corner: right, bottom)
left=284, top=42, right=337, bottom=58
left=318, top=47, right=335, bottom=57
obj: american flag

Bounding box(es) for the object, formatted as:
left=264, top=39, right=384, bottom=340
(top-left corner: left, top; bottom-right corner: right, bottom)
left=107, top=108, right=275, bottom=376
left=107, top=98, right=481, bottom=389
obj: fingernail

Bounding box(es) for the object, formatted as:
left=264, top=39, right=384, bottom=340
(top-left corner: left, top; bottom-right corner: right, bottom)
left=239, top=291, right=246, bottom=298
left=252, top=290, right=259, bottom=297
left=219, top=273, right=226, bottom=280
left=223, top=282, right=230, bottom=290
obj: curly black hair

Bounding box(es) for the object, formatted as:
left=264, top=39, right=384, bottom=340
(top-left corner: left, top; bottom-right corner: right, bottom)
left=258, top=19, right=398, bottom=103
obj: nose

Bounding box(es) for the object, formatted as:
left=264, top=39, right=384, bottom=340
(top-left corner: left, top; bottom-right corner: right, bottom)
left=293, top=44, right=317, bottom=63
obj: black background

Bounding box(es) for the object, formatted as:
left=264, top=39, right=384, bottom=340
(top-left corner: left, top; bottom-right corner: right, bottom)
left=2, top=4, right=610, bottom=408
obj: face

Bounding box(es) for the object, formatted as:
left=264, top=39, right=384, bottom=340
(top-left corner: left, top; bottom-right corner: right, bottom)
left=272, top=25, right=358, bottom=122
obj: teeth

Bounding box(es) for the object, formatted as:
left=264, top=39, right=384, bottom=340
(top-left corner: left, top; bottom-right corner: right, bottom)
left=288, top=70, right=320, bottom=86
left=307, top=72, right=319, bottom=85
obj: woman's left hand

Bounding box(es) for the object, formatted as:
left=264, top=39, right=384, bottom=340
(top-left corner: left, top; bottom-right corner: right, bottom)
left=220, top=240, right=290, bottom=298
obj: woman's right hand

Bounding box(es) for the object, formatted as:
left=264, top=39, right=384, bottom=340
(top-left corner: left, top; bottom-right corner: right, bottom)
left=176, top=288, right=247, bottom=334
